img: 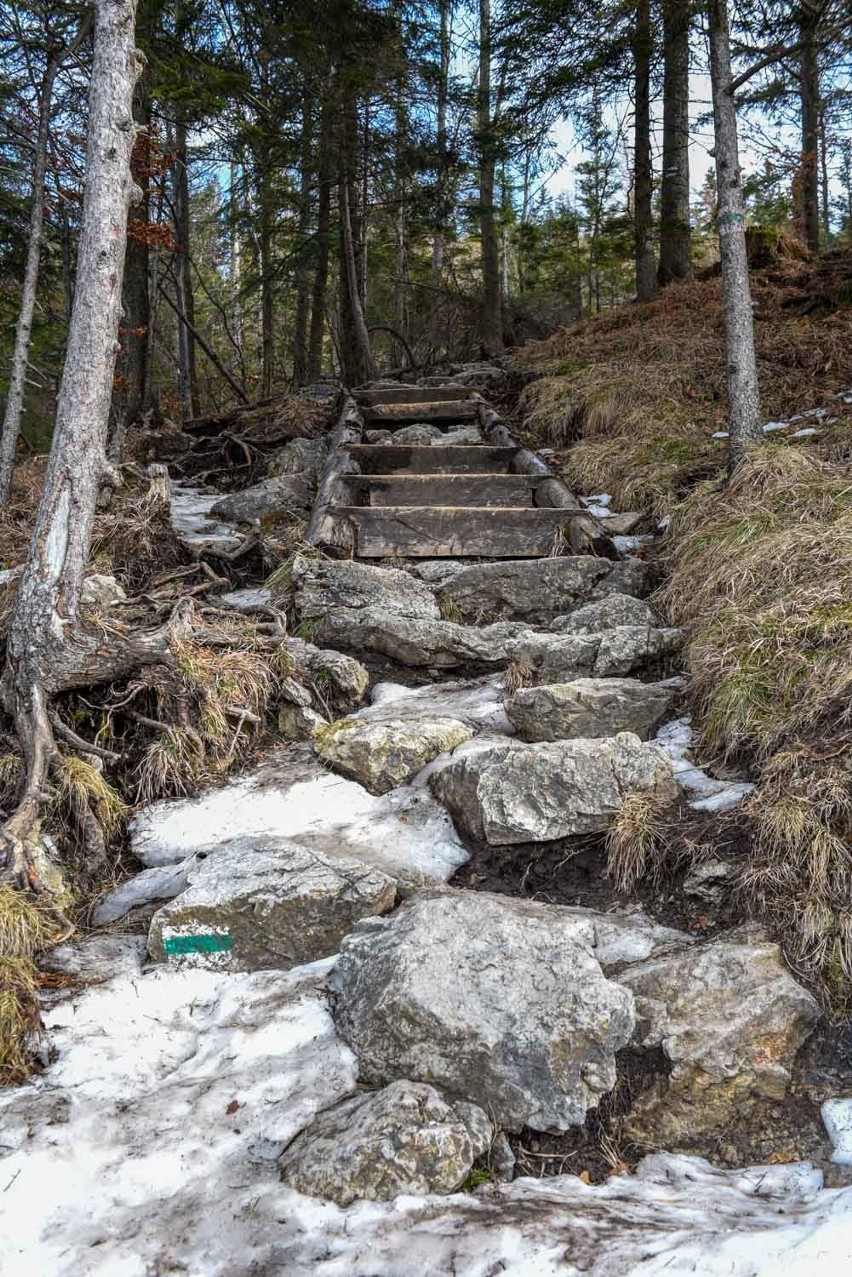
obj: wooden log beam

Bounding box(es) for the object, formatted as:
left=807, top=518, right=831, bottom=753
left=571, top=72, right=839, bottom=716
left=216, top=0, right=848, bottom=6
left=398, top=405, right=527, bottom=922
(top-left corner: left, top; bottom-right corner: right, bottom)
left=306, top=394, right=363, bottom=556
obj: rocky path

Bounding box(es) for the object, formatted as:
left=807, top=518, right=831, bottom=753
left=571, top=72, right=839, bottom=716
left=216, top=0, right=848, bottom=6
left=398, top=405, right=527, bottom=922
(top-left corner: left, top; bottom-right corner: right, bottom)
left=1, top=369, right=851, bottom=1275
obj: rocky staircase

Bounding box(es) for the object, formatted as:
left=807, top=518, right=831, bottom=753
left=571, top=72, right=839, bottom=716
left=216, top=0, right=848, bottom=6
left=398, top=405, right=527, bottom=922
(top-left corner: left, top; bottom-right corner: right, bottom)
left=307, top=382, right=609, bottom=559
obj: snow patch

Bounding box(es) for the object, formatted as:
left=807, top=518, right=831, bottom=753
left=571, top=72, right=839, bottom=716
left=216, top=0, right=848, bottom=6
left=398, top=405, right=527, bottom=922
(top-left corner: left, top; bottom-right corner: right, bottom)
left=823, top=1099, right=852, bottom=1166
left=654, top=716, right=754, bottom=812
left=170, top=481, right=242, bottom=551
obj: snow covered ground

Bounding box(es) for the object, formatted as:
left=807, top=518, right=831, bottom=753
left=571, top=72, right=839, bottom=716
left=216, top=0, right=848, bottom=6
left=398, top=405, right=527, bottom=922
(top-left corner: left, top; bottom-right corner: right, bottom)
left=1, top=960, right=851, bottom=1277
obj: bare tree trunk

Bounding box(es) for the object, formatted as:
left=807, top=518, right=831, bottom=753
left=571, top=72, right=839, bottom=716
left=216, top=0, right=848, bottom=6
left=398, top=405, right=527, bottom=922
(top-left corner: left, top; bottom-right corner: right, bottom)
left=307, top=96, right=332, bottom=381
left=633, top=0, right=658, bottom=302
left=431, top=0, right=450, bottom=299
left=708, top=0, right=762, bottom=469
left=819, top=102, right=831, bottom=242
left=0, top=0, right=146, bottom=887
left=230, top=157, right=244, bottom=374
left=393, top=67, right=408, bottom=366
left=0, top=19, right=90, bottom=504
left=174, top=119, right=200, bottom=417
left=292, top=90, right=313, bottom=387
left=797, top=6, right=821, bottom=254
left=338, top=85, right=377, bottom=386
left=258, top=160, right=275, bottom=397
left=658, top=0, right=692, bottom=286
left=478, top=0, right=502, bottom=354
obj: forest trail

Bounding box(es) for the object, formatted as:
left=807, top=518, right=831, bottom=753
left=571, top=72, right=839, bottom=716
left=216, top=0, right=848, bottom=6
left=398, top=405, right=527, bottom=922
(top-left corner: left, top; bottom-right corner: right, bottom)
left=309, top=379, right=608, bottom=560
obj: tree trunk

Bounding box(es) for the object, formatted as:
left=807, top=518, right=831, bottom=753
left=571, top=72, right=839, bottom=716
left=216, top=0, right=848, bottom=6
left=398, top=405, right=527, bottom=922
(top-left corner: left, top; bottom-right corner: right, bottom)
left=431, top=0, right=450, bottom=299
left=338, top=85, right=377, bottom=386
left=174, top=119, right=200, bottom=417
left=819, top=103, right=831, bottom=243
left=113, top=75, right=152, bottom=452
left=708, top=0, right=762, bottom=469
left=258, top=159, right=275, bottom=397
left=478, top=0, right=502, bottom=354
left=307, top=96, right=332, bottom=381
left=230, top=157, right=244, bottom=378
left=633, top=0, right=658, bottom=302
left=1, top=0, right=144, bottom=887
left=292, top=91, right=313, bottom=388
left=0, top=19, right=91, bottom=504
left=393, top=66, right=408, bottom=366
left=658, top=0, right=692, bottom=286
left=797, top=7, right=821, bottom=254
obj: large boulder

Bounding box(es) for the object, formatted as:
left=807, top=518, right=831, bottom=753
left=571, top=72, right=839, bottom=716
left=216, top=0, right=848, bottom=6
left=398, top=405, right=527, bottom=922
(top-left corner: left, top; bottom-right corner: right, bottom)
left=211, top=473, right=313, bottom=523
left=279, top=1080, right=492, bottom=1204
left=617, top=935, right=820, bottom=1145
left=332, top=889, right=635, bottom=1132
left=505, top=678, right=673, bottom=743
left=314, top=716, right=473, bottom=794
left=552, top=593, right=657, bottom=634
left=430, top=732, right=677, bottom=845
left=435, top=557, right=613, bottom=624
left=280, top=636, right=370, bottom=709
left=592, top=625, right=683, bottom=676
left=148, top=837, right=395, bottom=971
left=293, top=557, right=440, bottom=622
left=267, top=435, right=327, bottom=477
left=314, top=608, right=530, bottom=667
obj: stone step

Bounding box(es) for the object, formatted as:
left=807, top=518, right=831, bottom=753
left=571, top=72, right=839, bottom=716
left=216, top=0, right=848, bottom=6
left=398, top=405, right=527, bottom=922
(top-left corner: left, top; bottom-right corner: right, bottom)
left=356, top=386, right=479, bottom=406
left=363, top=401, right=479, bottom=425
left=347, top=444, right=517, bottom=475
left=357, top=473, right=541, bottom=508
left=335, top=505, right=573, bottom=557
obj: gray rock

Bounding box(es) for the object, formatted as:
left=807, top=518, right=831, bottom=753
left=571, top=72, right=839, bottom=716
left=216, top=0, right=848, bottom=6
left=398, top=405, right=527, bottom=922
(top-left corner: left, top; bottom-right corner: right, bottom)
left=391, top=424, right=443, bottom=444
left=80, top=573, right=127, bottom=609
left=505, top=678, right=673, bottom=742
left=279, top=1080, right=491, bottom=1204
left=333, top=889, right=635, bottom=1131
left=683, top=857, right=736, bottom=902
left=552, top=593, right=657, bottom=634
left=506, top=631, right=602, bottom=681
left=439, top=425, right=483, bottom=445
left=590, top=558, right=649, bottom=600
left=40, top=934, right=147, bottom=982
left=599, top=511, right=647, bottom=535
left=314, top=716, right=474, bottom=794
left=149, top=837, right=396, bottom=972
left=280, top=637, right=370, bottom=708
left=436, top=557, right=612, bottom=624
left=593, top=626, right=683, bottom=676
left=267, top=436, right=327, bottom=477
left=430, top=732, right=677, bottom=845
left=365, top=429, right=393, bottom=444
left=566, top=908, right=692, bottom=968
left=314, top=608, right=530, bottom=667
left=618, top=936, right=821, bottom=1145
left=355, top=676, right=512, bottom=736
left=216, top=587, right=274, bottom=614
left=211, top=473, right=313, bottom=523
left=278, top=703, right=327, bottom=742
left=92, top=859, right=196, bottom=925
left=293, top=557, right=440, bottom=622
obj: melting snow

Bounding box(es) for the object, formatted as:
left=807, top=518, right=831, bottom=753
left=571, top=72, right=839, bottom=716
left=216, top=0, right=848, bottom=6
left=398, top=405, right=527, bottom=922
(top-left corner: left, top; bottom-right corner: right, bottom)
left=655, top=716, right=754, bottom=812
left=823, top=1100, right=852, bottom=1166
left=169, top=481, right=242, bottom=551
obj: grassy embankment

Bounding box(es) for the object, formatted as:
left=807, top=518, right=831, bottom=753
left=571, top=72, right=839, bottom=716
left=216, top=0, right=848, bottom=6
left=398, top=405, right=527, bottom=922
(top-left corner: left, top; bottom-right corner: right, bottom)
left=518, top=250, right=852, bottom=1004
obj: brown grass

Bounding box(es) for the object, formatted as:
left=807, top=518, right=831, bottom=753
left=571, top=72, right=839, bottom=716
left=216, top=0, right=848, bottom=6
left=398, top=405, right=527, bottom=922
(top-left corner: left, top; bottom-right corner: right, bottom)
left=0, top=886, right=60, bottom=1084
left=605, top=790, right=674, bottom=892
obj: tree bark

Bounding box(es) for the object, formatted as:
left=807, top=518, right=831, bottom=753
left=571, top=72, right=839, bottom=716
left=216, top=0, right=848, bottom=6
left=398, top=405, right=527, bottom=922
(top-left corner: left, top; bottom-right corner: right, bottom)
left=307, top=95, right=332, bottom=381
left=478, top=0, right=502, bottom=353
left=797, top=5, right=821, bottom=254
left=819, top=103, right=831, bottom=242
left=258, top=158, right=275, bottom=396
left=0, top=19, right=91, bottom=504
left=658, top=0, right=692, bottom=286
left=174, top=119, right=200, bottom=417
left=292, top=90, right=313, bottom=388
left=113, top=73, right=152, bottom=449
left=393, top=62, right=408, bottom=366
left=430, top=0, right=450, bottom=303
left=338, top=84, right=377, bottom=386
left=708, top=0, right=762, bottom=469
left=1, top=0, right=145, bottom=887
left=633, top=0, right=658, bottom=302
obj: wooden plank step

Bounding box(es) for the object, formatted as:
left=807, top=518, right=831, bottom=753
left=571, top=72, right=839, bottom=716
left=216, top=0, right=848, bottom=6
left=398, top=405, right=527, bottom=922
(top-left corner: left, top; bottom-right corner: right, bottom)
left=336, top=506, right=573, bottom=558
left=364, top=401, right=479, bottom=425
left=347, top=444, right=517, bottom=475
left=357, top=386, right=478, bottom=406
left=359, top=473, right=540, bottom=508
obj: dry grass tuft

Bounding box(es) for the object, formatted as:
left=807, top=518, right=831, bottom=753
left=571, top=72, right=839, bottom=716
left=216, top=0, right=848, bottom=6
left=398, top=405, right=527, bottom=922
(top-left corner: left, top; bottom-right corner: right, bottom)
left=0, top=886, right=59, bottom=1085
left=436, top=590, right=463, bottom=623
left=505, top=660, right=537, bottom=694
left=54, top=755, right=128, bottom=840
left=605, top=790, right=673, bottom=892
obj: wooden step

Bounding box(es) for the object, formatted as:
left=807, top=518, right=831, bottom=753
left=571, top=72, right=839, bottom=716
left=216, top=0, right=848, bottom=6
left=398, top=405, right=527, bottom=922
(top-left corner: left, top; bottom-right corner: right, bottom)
left=359, top=473, right=541, bottom=508
left=347, top=444, right=517, bottom=475
left=363, top=401, right=479, bottom=425
left=357, top=386, right=478, bottom=406
left=336, top=506, right=573, bottom=557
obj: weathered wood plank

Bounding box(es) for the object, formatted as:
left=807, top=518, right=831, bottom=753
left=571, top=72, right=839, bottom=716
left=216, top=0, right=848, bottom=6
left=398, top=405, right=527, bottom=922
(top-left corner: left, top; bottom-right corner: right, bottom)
left=364, top=401, right=479, bottom=424
left=337, top=505, right=574, bottom=557
left=346, top=444, right=517, bottom=474
left=357, top=386, right=478, bottom=406
left=306, top=395, right=363, bottom=555
left=361, top=473, right=540, bottom=508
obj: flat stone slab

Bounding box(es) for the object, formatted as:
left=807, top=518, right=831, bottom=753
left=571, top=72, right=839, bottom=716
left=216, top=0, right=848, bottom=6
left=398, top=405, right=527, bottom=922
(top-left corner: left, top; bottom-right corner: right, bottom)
left=505, top=677, right=673, bottom=742
left=148, top=838, right=396, bottom=972
left=130, top=744, right=469, bottom=892
left=293, top=557, right=440, bottom=622
left=430, top=732, right=677, bottom=846
left=435, top=556, right=616, bottom=624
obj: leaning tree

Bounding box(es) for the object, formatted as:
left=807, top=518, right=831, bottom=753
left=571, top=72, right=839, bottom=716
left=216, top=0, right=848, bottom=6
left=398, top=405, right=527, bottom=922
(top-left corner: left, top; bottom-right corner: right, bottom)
left=0, top=0, right=178, bottom=890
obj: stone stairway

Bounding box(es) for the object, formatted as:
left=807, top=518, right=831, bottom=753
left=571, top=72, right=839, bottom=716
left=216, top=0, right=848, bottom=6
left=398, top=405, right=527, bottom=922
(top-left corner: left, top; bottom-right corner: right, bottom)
left=307, top=382, right=609, bottom=559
